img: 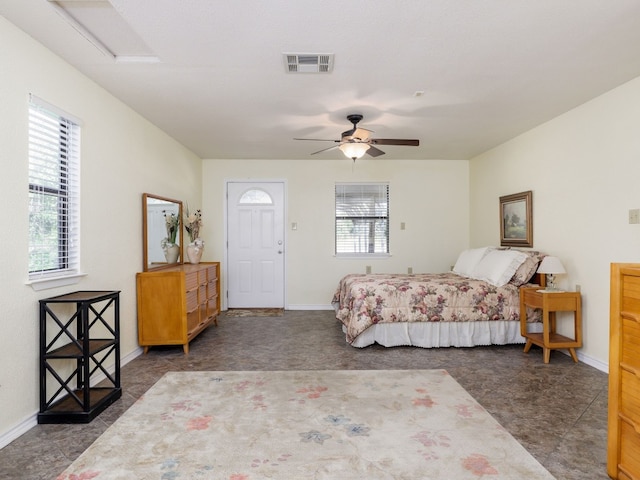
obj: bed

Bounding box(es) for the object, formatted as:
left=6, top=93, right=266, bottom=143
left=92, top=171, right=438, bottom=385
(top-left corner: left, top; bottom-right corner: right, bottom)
left=332, top=247, right=546, bottom=348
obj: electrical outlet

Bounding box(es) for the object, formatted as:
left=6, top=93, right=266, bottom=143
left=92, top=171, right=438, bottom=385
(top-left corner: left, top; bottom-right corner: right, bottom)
left=366, top=266, right=372, bottom=274
left=575, top=284, right=581, bottom=292
left=629, top=209, right=640, bottom=224
left=408, top=267, right=413, bottom=274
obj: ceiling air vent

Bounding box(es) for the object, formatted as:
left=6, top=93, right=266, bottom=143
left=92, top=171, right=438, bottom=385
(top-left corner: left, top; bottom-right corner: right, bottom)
left=284, top=53, right=334, bottom=73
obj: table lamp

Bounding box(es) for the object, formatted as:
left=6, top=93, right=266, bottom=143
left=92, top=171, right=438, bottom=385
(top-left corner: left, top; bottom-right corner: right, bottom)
left=537, top=256, right=566, bottom=291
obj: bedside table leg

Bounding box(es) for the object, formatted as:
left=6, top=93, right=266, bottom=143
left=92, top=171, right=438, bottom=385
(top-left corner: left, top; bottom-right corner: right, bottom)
left=543, top=348, right=551, bottom=364
left=568, top=348, right=578, bottom=362
left=523, top=339, right=533, bottom=353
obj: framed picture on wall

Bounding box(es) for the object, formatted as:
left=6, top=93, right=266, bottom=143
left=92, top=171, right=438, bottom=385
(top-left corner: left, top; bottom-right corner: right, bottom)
left=500, top=190, right=533, bottom=247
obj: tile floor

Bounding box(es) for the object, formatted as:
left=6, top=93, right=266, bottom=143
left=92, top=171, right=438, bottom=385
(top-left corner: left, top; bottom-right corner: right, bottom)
left=0, top=310, right=609, bottom=479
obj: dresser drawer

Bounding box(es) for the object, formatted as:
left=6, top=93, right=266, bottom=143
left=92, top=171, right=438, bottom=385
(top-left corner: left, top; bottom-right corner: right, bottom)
left=208, top=279, right=218, bottom=300
left=619, top=416, right=640, bottom=478
left=622, top=317, right=640, bottom=369
left=623, top=273, right=640, bottom=299
left=621, top=369, right=640, bottom=422
left=206, top=265, right=218, bottom=281
left=198, top=269, right=208, bottom=286
left=187, top=310, right=199, bottom=332
left=207, top=298, right=219, bottom=317
left=186, top=289, right=198, bottom=313
left=185, top=272, right=198, bottom=291
left=199, top=303, right=208, bottom=322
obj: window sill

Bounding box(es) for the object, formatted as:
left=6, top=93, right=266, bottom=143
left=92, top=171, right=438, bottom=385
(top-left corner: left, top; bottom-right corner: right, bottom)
left=26, top=273, right=87, bottom=291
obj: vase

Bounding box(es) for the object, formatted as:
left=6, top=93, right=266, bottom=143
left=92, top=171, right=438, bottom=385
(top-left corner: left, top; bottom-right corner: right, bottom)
left=187, top=239, right=204, bottom=264
left=163, top=243, right=180, bottom=264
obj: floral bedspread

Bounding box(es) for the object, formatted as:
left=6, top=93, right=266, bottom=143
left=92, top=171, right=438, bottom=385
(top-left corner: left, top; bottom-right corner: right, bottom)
left=332, top=272, right=533, bottom=344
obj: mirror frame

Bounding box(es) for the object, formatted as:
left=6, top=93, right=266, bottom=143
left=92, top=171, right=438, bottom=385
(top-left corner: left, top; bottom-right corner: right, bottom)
left=142, top=193, right=184, bottom=271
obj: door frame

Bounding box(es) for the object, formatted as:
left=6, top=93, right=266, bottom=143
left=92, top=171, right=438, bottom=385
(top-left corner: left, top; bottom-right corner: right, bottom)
left=223, top=179, right=288, bottom=310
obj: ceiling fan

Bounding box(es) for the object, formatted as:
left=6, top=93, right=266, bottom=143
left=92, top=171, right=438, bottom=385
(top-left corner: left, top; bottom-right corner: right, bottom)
left=294, top=114, right=419, bottom=161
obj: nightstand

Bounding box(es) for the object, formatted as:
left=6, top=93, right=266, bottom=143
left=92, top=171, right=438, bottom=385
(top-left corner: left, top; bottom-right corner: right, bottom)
left=519, top=287, right=582, bottom=363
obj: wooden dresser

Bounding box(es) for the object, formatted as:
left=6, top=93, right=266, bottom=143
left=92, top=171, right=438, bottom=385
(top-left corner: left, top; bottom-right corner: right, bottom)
left=136, top=262, right=220, bottom=354
left=608, top=263, right=640, bottom=479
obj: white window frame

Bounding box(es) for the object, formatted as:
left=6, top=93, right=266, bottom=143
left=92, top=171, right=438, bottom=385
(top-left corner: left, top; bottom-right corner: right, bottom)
left=26, top=95, right=84, bottom=290
left=335, top=182, right=390, bottom=257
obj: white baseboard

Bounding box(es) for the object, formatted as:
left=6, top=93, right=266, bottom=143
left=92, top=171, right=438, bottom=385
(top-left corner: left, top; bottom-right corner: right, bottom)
left=221, top=305, right=335, bottom=311
left=577, top=351, right=608, bottom=373
left=0, top=346, right=143, bottom=450
left=551, top=348, right=608, bottom=373
left=0, top=413, right=37, bottom=450
left=122, top=346, right=144, bottom=365
left=285, top=304, right=335, bottom=310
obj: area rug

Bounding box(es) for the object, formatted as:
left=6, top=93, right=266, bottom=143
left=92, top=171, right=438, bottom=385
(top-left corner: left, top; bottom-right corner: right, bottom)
left=56, top=370, right=554, bottom=480
left=224, top=308, right=284, bottom=317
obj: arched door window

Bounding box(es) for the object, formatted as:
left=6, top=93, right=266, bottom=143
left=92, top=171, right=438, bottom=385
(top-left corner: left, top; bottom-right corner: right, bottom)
left=238, top=189, right=273, bottom=205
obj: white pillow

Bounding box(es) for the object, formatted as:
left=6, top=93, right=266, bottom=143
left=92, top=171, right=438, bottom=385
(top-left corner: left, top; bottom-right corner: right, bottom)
left=453, top=247, right=492, bottom=277
left=470, top=249, right=528, bottom=287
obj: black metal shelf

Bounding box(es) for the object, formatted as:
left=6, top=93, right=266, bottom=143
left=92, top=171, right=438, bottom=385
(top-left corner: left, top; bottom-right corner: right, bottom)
left=44, top=339, right=117, bottom=359
left=37, top=387, right=121, bottom=424
left=38, top=291, right=121, bottom=424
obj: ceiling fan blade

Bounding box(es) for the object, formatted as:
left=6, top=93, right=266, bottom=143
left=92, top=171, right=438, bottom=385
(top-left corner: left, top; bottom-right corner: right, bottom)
left=294, top=138, right=340, bottom=142
left=352, top=128, right=372, bottom=140
left=370, top=139, right=419, bottom=146
left=366, top=145, right=386, bottom=157
left=311, top=145, right=340, bottom=155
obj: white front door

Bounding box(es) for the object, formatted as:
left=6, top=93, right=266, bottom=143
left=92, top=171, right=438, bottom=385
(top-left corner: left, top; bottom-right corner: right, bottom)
left=226, top=181, right=285, bottom=308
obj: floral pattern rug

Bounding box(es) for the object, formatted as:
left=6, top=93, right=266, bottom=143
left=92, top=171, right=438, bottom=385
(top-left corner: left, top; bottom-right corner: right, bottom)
left=57, top=370, right=554, bottom=480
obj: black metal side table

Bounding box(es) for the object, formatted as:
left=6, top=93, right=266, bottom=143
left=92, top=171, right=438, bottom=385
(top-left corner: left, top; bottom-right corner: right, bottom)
left=38, top=290, right=122, bottom=423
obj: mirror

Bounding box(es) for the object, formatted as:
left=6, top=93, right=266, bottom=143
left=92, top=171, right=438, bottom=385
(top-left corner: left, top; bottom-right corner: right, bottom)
left=142, top=193, right=183, bottom=271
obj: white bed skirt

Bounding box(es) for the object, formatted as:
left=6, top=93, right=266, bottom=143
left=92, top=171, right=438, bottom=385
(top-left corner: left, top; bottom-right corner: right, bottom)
left=344, top=321, right=544, bottom=349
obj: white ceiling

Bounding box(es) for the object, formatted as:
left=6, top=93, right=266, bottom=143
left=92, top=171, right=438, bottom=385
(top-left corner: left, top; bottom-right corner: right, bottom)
left=3, top=0, right=640, bottom=160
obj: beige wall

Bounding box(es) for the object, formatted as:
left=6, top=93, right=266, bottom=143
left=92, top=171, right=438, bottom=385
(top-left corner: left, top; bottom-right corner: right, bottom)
left=6, top=6, right=639, bottom=449
left=202, top=159, right=470, bottom=308
left=470, top=75, right=640, bottom=368
left=0, top=18, right=201, bottom=444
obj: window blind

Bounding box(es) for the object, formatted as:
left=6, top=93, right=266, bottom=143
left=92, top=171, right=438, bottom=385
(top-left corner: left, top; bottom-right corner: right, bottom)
left=335, top=183, right=389, bottom=254
left=28, top=98, right=81, bottom=280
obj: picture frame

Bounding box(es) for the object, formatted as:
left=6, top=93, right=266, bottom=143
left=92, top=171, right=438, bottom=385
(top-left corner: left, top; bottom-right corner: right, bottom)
left=500, top=190, right=533, bottom=247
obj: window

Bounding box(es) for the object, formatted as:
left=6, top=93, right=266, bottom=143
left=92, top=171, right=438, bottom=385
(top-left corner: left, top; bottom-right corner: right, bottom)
left=28, top=96, right=81, bottom=282
left=239, top=189, right=273, bottom=205
left=335, top=183, right=389, bottom=255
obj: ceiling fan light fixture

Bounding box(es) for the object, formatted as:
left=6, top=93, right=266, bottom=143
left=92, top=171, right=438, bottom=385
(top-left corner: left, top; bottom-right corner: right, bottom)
left=339, top=143, right=370, bottom=160
left=295, top=114, right=419, bottom=159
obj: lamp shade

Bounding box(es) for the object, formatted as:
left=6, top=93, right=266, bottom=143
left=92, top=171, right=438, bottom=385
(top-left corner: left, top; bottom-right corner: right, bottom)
left=339, top=142, right=370, bottom=160
left=537, top=256, right=566, bottom=274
